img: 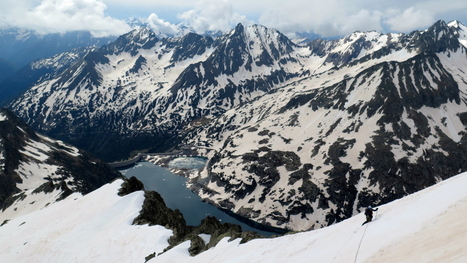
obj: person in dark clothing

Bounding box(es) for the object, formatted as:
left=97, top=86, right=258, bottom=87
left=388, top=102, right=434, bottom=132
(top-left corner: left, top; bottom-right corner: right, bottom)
left=362, top=206, right=378, bottom=225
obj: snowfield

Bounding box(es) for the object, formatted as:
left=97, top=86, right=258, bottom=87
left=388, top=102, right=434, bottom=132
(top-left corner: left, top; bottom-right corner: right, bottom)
left=0, top=180, right=172, bottom=263
left=1, top=171, right=467, bottom=262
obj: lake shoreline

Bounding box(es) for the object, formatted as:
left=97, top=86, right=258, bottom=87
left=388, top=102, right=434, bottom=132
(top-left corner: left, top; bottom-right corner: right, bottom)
left=119, top=159, right=289, bottom=237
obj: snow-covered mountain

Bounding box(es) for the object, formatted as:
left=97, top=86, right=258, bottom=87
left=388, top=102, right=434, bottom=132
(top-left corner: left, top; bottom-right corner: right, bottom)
left=8, top=23, right=307, bottom=161
left=1, top=164, right=467, bottom=262
left=161, top=170, right=467, bottom=262
left=7, top=20, right=467, bottom=231
left=185, top=20, right=467, bottom=230
left=0, top=108, right=121, bottom=218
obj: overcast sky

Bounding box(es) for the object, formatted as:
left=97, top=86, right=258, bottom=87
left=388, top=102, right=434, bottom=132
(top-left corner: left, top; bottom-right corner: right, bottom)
left=0, top=0, right=466, bottom=37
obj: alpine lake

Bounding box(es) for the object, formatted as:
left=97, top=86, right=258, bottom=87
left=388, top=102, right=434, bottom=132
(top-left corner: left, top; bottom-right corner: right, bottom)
left=119, top=157, right=287, bottom=237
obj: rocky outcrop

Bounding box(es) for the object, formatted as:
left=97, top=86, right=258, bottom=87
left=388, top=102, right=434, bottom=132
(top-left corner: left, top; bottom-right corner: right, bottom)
left=133, top=190, right=188, bottom=238
left=118, top=176, right=144, bottom=196
left=130, top=177, right=265, bottom=258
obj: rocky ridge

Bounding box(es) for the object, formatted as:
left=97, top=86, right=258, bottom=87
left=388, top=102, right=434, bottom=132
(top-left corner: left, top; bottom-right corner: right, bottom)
left=118, top=176, right=263, bottom=259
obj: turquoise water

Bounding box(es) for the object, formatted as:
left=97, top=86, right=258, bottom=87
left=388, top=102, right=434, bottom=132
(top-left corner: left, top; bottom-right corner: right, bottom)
left=120, top=159, right=285, bottom=236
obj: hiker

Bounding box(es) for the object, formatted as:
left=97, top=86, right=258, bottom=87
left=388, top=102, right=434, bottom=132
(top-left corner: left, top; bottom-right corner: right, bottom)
left=362, top=206, right=378, bottom=225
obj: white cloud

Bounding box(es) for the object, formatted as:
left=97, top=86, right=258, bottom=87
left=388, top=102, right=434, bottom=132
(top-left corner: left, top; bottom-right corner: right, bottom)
left=104, top=0, right=194, bottom=8
left=0, top=0, right=131, bottom=37
left=255, top=0, right=465, bottom=37
left=177, top=0, right=253, bottom=33
left=146, top=13, right=180, bottom=36
left=384, top=7, right=435, bottom=32
left=1, top=0, right=466, bottom=38
left=257, top=0, right=386, bottom=37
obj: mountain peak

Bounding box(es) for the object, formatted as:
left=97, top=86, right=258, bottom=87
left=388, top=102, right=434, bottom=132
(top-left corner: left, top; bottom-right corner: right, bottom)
left=448, top=20, right=464, bottom=28
left=235, top=23, right=244, bottom=31
left=100, top=26, right=158, bottom=56
left=123, top=26, right=158, bottom=45
left=230, top=23, right=245, bottom=36
left=432, top=19, right=449, bottom=28
left=420, top=19, right=464, bottom=52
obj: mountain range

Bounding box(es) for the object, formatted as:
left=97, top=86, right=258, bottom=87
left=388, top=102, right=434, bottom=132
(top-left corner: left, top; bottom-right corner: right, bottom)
left=3, top=20, right=467, bottom=231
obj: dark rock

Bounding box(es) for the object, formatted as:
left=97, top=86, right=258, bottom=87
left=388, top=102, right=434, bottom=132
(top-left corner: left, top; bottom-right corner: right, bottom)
left=188, top=235, right=206, bottom=256
left=129, top=55, right=147, bottom=74
left=57, top=181, right=74, bottom=201
left=133, top=191, right=187, bottom=237
left=118, top=176, right=144, bottom=196
left=32, top=181, right=55, bottom=194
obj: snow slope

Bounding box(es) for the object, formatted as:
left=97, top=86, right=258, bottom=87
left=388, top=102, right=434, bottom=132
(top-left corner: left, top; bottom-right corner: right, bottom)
left=159, top=171, right=467, bottom=262
left=0, top=180, right=172, bottom=263
left=1, top=171, right=467, bottom=262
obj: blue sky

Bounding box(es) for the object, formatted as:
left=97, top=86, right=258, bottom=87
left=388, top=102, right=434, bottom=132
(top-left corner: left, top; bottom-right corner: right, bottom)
left=1, top=0, right=466, bottom=37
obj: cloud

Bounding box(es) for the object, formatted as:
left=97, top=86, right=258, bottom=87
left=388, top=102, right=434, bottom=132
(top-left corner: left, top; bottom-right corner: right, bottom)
left=257, top=0, right=388, bottom=37
left=177, top=0, right=253, bottom=33
left=0, top=0, right=131, bottom=37
left=146, top=13, right=180, bottom=36
left=1, top=0, right=466, bottom=38
left=384, top=7, right=435, bottom=32
left=255, top=0, right=465, bottom=37
left=105, top=0, right=194, bottom=8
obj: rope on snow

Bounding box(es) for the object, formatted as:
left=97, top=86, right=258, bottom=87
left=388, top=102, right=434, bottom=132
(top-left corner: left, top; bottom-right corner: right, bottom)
left=353, top=210, right=378, bottom=263
left=354, top=222, right=369, bottom=263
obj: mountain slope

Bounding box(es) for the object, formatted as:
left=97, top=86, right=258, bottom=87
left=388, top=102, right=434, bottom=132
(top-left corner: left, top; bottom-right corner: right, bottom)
left=0, top=47, right=94, bottom=106
left=0, top=58, right=16, bottom=83
left=159, top=170, right=467, bottom=263
left=0, top=180, right=173, bottom=262
left=0, top=108, right=121, bottom=219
